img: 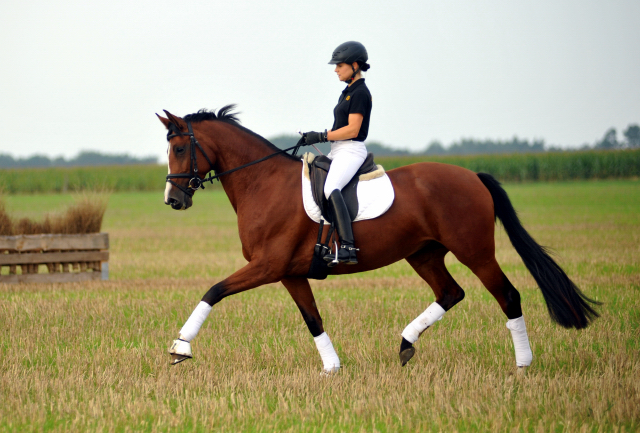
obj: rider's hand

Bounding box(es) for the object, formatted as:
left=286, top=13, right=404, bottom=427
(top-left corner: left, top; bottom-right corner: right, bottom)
left=303, top=130, right=328, bottom=146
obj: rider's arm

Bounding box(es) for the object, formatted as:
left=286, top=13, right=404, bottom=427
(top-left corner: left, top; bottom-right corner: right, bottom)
left=327, top=113, right=363, bottom=141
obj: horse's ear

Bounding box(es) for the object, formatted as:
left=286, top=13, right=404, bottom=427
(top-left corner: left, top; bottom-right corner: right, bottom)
left=163, top=110, right=187, bottom=131
left=156, top=113, right=171, bottom=129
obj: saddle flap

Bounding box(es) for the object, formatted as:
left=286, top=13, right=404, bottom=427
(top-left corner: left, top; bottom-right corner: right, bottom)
left=307, top=152, right=378, bottom=222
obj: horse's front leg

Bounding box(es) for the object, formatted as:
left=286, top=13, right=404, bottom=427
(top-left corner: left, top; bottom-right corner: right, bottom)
left=169, top=260, right=278, bottom=365
left=282, top=277, right=340, bottom=375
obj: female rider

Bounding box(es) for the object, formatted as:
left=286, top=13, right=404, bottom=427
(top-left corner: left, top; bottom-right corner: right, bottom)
left=302, top=41, right=372, bottom=266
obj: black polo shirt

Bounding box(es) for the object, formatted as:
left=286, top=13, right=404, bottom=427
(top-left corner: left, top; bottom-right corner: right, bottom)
left=331, top=78, right=372, bottom=142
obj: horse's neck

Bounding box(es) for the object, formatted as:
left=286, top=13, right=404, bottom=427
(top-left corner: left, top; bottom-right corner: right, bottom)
left=205, top=122, right=297, bottom=209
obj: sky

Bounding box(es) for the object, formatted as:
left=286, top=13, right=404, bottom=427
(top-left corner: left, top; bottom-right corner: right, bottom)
left=1, top=0, right=639, bottom=161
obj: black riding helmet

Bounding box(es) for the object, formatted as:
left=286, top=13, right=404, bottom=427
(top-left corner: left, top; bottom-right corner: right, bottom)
left=328, top=41, right=370, bottom=84
left=328, top=41, right=368, bottom=66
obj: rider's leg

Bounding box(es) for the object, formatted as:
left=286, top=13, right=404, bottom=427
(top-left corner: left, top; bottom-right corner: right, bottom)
left=323, top=144, right=366, bottom=266
left=323, top=144, right=366, bottom=200
left=325, top=190, right=358, bottom=265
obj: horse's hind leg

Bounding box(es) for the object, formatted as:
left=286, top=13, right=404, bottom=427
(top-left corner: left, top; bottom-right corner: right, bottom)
left=467, top=257, right=532, bottom=369
left=281, top=277, right=340, bottom=374
left=400, top=243, right=466, bottom=366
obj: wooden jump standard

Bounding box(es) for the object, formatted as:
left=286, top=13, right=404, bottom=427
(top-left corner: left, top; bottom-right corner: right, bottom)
left=0, top=233, right=109, bottom=284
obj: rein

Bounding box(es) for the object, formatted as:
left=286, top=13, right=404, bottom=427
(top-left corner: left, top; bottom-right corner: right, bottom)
left=166, top=120, right=305, bottom=196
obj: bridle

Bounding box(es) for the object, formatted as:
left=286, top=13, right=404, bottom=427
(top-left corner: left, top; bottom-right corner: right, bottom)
left=165, top=121, right=215, bottom=197
left=165, top=120, right=307, bottom=197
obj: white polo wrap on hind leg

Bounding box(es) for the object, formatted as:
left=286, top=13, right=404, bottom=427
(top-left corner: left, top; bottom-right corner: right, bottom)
left=401, top=302, right=446, bottom=344
left=506, top=316, right=533, bottom=367
left=314, top=332, right=340, bottom=371
left=179, top=301, right=212, bottom=342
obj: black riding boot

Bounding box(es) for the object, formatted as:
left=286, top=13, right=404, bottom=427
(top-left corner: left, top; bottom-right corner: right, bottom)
left=324, top=189, right=359, bottom=266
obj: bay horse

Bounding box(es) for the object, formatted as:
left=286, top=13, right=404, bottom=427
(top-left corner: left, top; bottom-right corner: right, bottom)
left=158, top=106, right=599, bottom=373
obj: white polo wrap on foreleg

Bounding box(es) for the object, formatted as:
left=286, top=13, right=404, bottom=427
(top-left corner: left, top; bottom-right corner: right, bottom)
left=401, top=302, right=446, bottom=344
left=506, top=316, right=533, bottom=367
left=314, top=332, right=340, bottom=371
left=179, top=301, right=212, bottom=342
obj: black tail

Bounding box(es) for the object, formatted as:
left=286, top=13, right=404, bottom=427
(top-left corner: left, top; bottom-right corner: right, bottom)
left=477, top=173, right=600, bottom=329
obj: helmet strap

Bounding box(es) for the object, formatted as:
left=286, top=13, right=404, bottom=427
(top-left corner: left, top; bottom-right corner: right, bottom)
left=348, top=64, right=361, bottom=84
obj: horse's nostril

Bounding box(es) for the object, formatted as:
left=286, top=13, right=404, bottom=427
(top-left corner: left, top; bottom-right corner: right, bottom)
left=167, top=198, right=182, bottom=209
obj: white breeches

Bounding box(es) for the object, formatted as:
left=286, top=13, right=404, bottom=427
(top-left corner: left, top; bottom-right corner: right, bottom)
left=324, top=140, right=368, bottom=199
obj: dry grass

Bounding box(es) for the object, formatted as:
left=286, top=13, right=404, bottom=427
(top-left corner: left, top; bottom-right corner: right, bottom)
left=0, top=181, right=638, bottom=432
left=0, top=278, right=637, bottom=432
left=0, top=193, right=108, bottom=236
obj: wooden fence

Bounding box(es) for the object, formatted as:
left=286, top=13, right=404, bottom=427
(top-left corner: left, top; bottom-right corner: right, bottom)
left=0, top=233, right=109, bottom=283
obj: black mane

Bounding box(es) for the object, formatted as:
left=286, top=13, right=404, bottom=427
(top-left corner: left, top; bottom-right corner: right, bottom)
left=184, top=104, right=241, bottom=124
left=184, top=105, right=299, bottom=161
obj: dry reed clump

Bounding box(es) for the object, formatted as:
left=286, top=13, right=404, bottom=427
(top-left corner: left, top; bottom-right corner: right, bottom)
left=0, top=200, right=12, bottom=236
left=0, top=193, right=108, bottom=236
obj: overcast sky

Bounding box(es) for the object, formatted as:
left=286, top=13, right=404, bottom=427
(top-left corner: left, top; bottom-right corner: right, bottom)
left=1, top=0, right=639, bottom=160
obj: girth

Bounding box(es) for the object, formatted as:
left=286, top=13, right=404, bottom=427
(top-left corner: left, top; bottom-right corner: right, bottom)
left=308, top=152, right=378, bottom=222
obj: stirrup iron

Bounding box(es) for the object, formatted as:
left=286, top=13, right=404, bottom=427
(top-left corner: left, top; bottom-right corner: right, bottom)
left=331, top=240, right=340, bottom=266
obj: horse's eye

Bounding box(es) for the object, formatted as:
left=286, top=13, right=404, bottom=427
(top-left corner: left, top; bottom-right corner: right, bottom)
left=175, top=146, right=186, bottom=156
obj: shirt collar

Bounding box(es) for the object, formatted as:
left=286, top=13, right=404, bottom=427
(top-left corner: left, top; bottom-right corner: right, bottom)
left=342, top=78, right=365, bottom=94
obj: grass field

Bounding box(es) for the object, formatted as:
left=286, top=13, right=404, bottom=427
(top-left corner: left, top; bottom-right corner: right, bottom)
left=1, top=180, right=639, bottom=432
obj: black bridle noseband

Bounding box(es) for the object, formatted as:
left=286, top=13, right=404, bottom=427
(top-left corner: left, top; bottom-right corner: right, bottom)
left=166, top=120, right=307, bottom=197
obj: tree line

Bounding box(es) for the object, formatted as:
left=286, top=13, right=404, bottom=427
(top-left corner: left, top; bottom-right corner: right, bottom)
left=0, top=151, right=158, bottom=169
left=270, top=123, right=640, bottom=156
left=1, top=124, right=638, bottom=168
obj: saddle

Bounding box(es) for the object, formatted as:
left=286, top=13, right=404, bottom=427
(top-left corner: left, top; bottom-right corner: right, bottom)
left=307, top=152, right=378, bottom=222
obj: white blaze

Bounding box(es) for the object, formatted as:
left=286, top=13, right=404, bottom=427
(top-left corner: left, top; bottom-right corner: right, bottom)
left=165, top=146, right=171, bottom=202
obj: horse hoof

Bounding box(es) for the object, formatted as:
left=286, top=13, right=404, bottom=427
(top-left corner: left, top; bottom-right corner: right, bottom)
left=516, top=366, right=528, bottom=376
left=399, top=347, right=415, bottom=366
left=169, top=339, right=192, bottom=365
left=171, top=353, right=192, bottom=365
left=320, top=366, right=340, bottom=377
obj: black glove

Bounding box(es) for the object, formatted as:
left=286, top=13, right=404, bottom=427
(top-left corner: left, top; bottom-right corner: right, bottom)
left=303, top=130, right=328, bottom=146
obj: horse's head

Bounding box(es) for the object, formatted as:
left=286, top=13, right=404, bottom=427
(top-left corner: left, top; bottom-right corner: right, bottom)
left=157, top=111, right=215, bottom=210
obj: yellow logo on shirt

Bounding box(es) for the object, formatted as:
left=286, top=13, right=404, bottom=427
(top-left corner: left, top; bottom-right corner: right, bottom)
left=346, top=95, right=351, bottom=100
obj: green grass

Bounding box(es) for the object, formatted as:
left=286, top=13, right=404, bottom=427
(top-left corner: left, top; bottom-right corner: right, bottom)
left=0, top=180, right=639, bottom=432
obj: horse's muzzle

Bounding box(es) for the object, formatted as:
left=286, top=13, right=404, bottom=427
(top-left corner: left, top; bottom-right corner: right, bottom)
left=165, top=191, right=193, bottom=210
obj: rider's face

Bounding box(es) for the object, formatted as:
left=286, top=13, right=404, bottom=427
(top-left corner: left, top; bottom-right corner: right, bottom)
left=334, top=62, right=357, bottom=82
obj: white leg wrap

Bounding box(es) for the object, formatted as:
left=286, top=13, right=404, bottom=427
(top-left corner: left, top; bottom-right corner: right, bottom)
left=401, top=302, right=446, bottom=344
left=179, top=301, right=212, bottom=342
left=314, top=332, right=340, bottom=371
left=506, top=316, right=533, bottom=367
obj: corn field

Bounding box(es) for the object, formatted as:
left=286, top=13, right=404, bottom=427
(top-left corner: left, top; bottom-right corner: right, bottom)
left=0, top=149, right=639, bottom=194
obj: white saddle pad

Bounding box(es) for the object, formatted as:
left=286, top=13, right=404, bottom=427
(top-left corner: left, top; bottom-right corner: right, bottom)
left=300, top=153, right=395, bottom=224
